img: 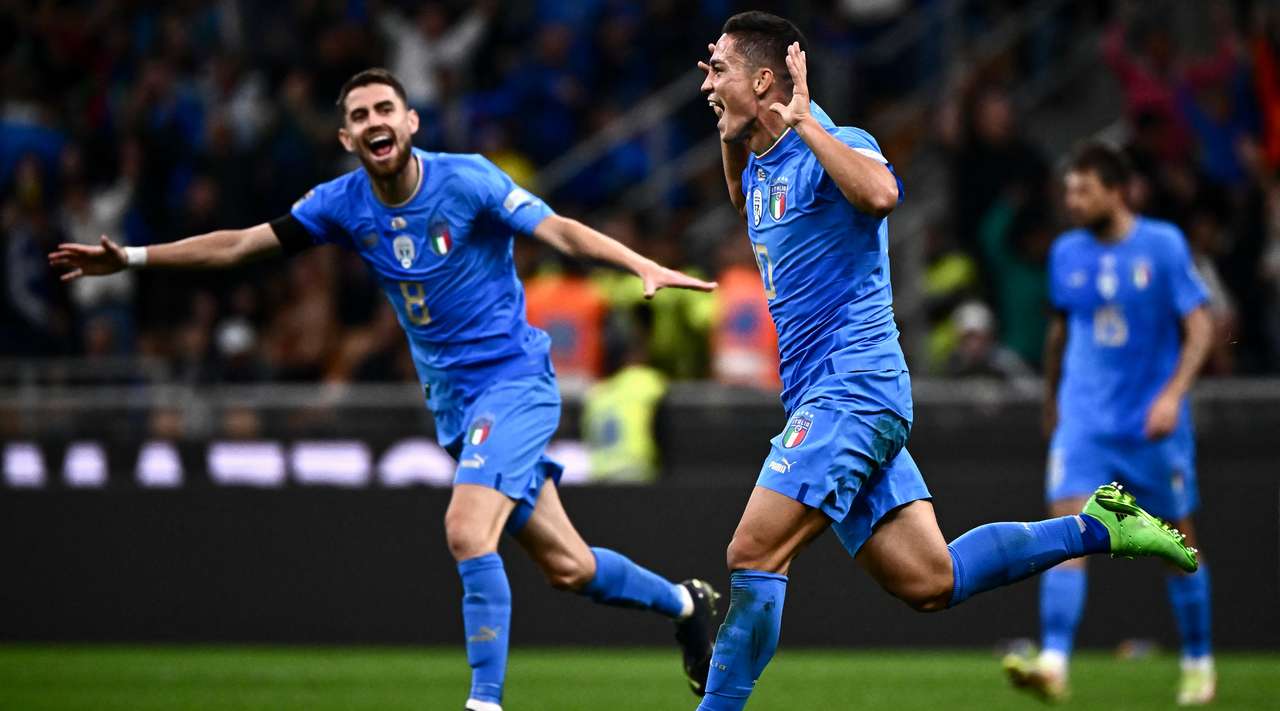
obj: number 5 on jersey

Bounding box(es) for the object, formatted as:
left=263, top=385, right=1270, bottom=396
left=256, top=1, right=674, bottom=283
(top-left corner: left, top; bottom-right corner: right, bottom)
left=399, top=281, right=432, bottom=326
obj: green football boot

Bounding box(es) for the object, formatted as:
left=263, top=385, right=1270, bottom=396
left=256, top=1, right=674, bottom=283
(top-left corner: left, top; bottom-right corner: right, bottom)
left=1081, top=482, right=1198, bottom=573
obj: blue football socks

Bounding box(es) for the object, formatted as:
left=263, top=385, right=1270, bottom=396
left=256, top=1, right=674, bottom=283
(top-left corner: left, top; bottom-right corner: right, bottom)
left=459, top=547, right=686, bottom=704
left=1040, top=566, right=1087, bottom=656
left=697, top=570, right=788, bottom=711
left=1167, top=565, right=1212, bottom=659
left=947, top=515, right=1104, bottom=606
left=578, top=547, right=686, bottom=618
left=458, top=553, right=511, bottom=704
left=1078, top=512, right=1111, bottom=552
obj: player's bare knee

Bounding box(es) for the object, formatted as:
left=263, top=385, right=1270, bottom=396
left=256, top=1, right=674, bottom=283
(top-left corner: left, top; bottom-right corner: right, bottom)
left=542, top=550, right=594, bottom=591
left=907, top=580, right=953, bottom=613
left=897, top=573, right=953, bottom=613
left=893, top=557, right=954, bottom=613
left=445, top=529, right=490, bottom=562
left=725, top=534, right=762, bottom=571
left=726, top=532, right=787, bottom=573
left=444, top=515, right=492, bottom=562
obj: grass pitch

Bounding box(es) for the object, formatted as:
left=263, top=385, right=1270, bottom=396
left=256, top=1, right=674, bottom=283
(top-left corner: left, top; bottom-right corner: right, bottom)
left=0, top=646, right=1276, bottom=710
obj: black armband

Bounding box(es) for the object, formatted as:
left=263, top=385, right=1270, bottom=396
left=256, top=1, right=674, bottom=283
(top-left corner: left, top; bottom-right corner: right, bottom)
left=269, top=214, right=315, bottom=257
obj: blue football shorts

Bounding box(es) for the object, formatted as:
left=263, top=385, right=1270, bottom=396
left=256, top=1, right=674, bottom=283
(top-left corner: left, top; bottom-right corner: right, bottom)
left=755, top=370, right=932, bottom=557
left=1047, top=425, right=1198, bottom=521
left=434, top=371, right=564, bottom=535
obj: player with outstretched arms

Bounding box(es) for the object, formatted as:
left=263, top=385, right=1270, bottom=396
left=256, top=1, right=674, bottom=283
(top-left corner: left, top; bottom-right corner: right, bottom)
left=50, top=68, right=723, bottom=711
left=693, top=12, right=1199, bottom=710
left=1002, top=143, right=1216, bottom=705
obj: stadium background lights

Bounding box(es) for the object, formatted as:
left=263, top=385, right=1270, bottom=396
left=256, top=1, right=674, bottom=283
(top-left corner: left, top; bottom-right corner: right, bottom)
left=2, top=440, right=591, bottom=489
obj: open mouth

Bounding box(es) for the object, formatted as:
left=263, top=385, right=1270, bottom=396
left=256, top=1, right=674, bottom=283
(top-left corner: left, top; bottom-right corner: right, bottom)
left=707, top=98, right=725, bottom=117
left=367, top=133, right=395, bottom=159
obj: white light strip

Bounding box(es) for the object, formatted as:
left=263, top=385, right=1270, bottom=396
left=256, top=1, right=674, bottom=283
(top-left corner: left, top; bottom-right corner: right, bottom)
left=64, top=441, right=107, bottom=488
left=3, top=442, right=45, bottom=488
left=137, top=441, right=183, bottom=488
left=4, top=438, right=596, bottom=490
left=378, top=438, right=455, bottom=488
left=208, top=441, right=286, bottom=487
left=545, top=440, right=590, bottom=485
left=291, top=441, right=371, bottom=487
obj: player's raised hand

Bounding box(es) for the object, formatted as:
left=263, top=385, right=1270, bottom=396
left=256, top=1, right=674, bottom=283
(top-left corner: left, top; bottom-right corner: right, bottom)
left=768, top=42, right=811, bottom=128
left=640, top=262, right=717, bottom=299
left=48, top=235, right=128, bottom=282
left=696, top=42, right=716, bottom=77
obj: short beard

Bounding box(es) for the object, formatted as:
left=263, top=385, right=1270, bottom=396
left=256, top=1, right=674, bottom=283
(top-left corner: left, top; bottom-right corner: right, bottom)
left=361, top=139, right=412, bottom=179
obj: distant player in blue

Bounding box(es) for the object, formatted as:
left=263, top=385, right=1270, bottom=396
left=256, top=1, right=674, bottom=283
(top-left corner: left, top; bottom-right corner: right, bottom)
left=694, top=13, right=1198, bottom=710
left=49, top=68, right=724, bottom=711
left=1003, top=143, right=1216, bottom=705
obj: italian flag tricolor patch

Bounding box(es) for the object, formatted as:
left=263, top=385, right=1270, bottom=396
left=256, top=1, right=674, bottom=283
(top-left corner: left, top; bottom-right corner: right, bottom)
left=782, top=412, right=812, bottom=448
left=468, top=418, right=492, bottom=446
left=430, top=222, right=452, bottom=256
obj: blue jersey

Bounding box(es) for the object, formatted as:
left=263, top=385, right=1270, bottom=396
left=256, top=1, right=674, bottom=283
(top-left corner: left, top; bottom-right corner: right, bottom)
left=1049, top=217, right=1208, bottom=439
left=742, top=103, right=908, bottom=413
left=290, top=148, right=555, bottom=400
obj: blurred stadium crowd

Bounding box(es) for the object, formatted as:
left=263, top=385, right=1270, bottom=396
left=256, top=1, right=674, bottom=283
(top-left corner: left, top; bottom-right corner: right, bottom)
left=4, top=0, right=1280, bottom=402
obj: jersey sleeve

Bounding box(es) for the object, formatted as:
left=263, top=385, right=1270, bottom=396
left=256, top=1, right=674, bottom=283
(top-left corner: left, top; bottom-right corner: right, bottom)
left=810, top=127, right=905, bottom=207
left=462, top=156, right=555, bottom=236
left=1163, top=227, right=1210, bottom=316
left=288, top=182, right=349, bottom=248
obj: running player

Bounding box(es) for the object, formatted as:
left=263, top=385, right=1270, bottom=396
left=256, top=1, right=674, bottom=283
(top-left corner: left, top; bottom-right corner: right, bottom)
left=49, top=68, right=722, bottom=711
left=693, top=13, right=1198, bottom=710
left=1003, top=143, right=1215, bottom=705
